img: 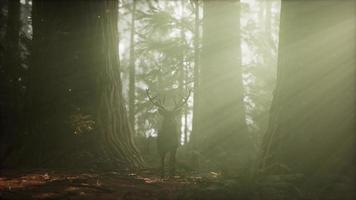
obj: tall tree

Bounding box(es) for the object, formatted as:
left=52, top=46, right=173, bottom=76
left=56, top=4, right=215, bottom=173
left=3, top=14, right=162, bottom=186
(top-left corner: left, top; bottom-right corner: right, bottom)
left=96, top=0, right=143, bottom=168
left=191, top=0, right=200, bottom=148
left=0, top=0, right=21, bottom=169
left=240, top=0, right=279, bottom=148
left=128, top=0, right=137, bottom=132
left=197, top=0, right=252, bottom=169
left=178, top=0, right=185, bottom=144
left=261, top=0, right=356, bottom=196
left=20, top=0, right=143, bottom=168
left=3, top=0, right=20, bottom=75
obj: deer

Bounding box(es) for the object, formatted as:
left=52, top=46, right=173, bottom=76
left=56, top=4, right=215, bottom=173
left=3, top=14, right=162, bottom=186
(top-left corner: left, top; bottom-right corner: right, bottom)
left=146, top=89, right=191, bottom=178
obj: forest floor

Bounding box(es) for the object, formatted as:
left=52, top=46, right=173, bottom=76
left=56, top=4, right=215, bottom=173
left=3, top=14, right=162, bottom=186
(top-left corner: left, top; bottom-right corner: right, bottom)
left=0, top=168, right=241, bottom=200
left=2, top=168, right=345, bottom=200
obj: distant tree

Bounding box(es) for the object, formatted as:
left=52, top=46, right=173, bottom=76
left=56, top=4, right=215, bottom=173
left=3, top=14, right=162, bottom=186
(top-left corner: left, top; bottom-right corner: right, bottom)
left=191, top=0, right=201, bottom=148
left=240, top=0, right=280, bottom=148
left=260, top=0, right=355, bottom=196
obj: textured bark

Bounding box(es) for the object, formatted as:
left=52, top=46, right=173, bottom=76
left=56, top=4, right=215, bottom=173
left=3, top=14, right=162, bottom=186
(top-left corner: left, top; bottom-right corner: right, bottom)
left=20, top=0, right=143, bottom=168
left=261, top=0, right=356, bottom=192
left=96, top=0, right=143, bottom=168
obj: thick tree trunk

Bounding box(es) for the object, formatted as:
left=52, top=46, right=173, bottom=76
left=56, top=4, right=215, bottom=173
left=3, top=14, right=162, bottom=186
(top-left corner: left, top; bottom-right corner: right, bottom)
left=197, top=0, right=252, bottom=170
left=96, top=0, right=143, bottom=168
left=19, top=0, right=143, bottom=168
left=178, top=0, right=185, bottom=145
left=0, top=0, right=21, bottom=170
left=261, top=0, right=356, bottom=195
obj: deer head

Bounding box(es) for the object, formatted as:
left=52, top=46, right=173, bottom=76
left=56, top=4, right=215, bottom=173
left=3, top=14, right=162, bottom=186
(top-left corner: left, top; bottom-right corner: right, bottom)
left=146, top=89, right=191, bottom=123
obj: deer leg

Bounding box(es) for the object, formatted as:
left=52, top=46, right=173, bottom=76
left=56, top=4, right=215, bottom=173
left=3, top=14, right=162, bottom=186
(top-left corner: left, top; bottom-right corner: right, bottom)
left=169, top=149, right=177, bottom=177
left=160, top=152, right=166, bottom=178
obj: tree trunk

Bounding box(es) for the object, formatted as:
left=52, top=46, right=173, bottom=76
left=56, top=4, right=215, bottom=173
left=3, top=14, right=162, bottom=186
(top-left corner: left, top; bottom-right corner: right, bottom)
left=0, top=0, right=21, bottom=170
left=178, top=0, right=185, bottom=145
left=197, top=0, right=252, bottom=169
left=191, top=0, right=200, bottom=148
left=20, top=0, right=143, bottom=168
left=128, top=0, right=136, bottom=134
left=260, top=0, right=356, bottom=195
left=183, top=105, right=188, bottom=145
left=96, top=0, right=143, bottom=168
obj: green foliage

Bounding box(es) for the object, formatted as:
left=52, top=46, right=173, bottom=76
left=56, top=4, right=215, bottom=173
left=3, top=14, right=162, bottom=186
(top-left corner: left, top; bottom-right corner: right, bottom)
left=118, top=1, right=280, bottom=147
left=120, top=0, right=195, bottom=139
left=240, top=0, right=280, bottom=147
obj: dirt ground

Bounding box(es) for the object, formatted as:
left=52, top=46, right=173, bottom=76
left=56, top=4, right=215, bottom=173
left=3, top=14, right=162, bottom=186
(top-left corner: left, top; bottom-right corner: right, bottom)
left=3, top=168, right=347, bottom=200
left=0, top=169, right=227, bottom=200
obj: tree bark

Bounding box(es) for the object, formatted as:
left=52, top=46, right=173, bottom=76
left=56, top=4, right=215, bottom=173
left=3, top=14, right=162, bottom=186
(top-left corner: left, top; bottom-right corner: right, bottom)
left=19, top=0, right=143, bottom=168
left=260, top=0, right=356, bottom=194
left=178, top=0, right=185, bottom=145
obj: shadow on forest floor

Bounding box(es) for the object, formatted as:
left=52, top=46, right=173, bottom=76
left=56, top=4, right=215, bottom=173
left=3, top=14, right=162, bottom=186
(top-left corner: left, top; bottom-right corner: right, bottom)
left=0, top=168, right=242, bottom=200
left=1, top=168, right=353, bottom=200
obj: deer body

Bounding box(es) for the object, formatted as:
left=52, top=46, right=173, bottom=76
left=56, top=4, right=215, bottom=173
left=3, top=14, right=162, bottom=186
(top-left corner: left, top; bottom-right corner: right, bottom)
left=157, top=113, right=179, bottom=177
left=158, top=117, right=179, bottom=154
left=146, top=89, right=190, bottom=178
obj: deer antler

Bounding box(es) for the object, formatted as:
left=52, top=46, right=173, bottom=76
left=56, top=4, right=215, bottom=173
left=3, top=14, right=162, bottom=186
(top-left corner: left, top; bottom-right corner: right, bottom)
left=173, top=90, right=191, bottom=111
left=146, top=88, right=167, bottom=111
